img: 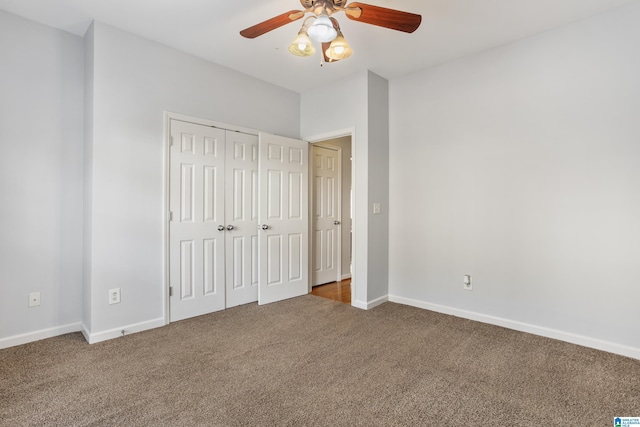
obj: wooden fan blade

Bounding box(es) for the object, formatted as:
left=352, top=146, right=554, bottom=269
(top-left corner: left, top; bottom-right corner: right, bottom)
left=240, top=10, right=305, bottom=39
left=345, top=2, right=421, bottom=33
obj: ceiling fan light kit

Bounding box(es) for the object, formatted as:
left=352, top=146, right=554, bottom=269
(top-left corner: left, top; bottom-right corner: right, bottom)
left=307, top=12, right=338, bottom=42
left=288, top=29, right=316, bottom=56
left=241, top=0, right=421, bottom=64
left=325, top=34, right=352, bottom=61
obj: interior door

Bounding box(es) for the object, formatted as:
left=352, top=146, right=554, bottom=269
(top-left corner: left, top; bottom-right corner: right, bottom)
left=312, top=145, right=341, bottom=286
left=258, top=133, right=309, bottom=305
left=169, top=120, right=226, bottom=321
left=225, top=131, right=259, bottom=308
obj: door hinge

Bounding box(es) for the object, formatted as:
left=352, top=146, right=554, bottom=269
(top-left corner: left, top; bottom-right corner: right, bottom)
left=168, top=211, right=173, bottom=221
left=169, top=136, right=174, bottom=146
left=169, top=286, right=173, bottom=297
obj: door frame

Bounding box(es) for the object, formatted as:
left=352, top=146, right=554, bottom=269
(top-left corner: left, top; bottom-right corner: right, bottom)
left=305, top=128, right=356, bottom=305
left=311, top=142, right=343, bottom=287
left=163, top=112, right=261, bottom=325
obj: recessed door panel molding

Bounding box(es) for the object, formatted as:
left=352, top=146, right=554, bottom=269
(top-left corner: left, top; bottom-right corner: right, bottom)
left=325, top=229, right=335, bottom=270
left=289, top=147, right=303, bottom=165
left=233, top=169, right=245, bottom=221
left=203, top=238, right=218, bottom=295
left=251, top=235, right=259, bottom=286
left=204, top=136, right=219, bottom=157
left=180, top=164, right=195, bottom=223
left=267, top=235, right=282, bottom=286
left=251, top=170, right=258, bottom=221
left=289, top=233, right=302, bottom=281
left=203, top=166, right=218, bottom=222
left=181, top=133, right=196, bottom=154
left=311, top=144, right=342, bottom=286
left=258, top=133, right=309, bottom=305
left=326, top=177, right=335, bottom=217
left=180, top=240, right=194, bottom=299
left=233, top=236, right=244, bottom=289
left=267, top=170, right=282, bottom=220
left=315, top=230, right=323, bottom=273
left=288, top=172, right=302, bottom=220
left=268, top=143, right=283, bottom=162
left=315, top=176, right=323, bottom=218
left=234, top=141, right=246, bottom=161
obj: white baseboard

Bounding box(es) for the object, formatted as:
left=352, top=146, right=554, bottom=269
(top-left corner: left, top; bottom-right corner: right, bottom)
left=82, top=317, right=166, bottom=344
left=352, top=294, right=389, bottom=310
left=389, top=295, right=640, bottom=361
left=341, top=274, right=352, bottom=281
left=0, top=322, right=82, bottom=350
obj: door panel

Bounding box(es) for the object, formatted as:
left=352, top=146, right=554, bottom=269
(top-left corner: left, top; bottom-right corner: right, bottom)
left=312, top=145, right=341, bottom=286
left=258, top=133, right=309, bottom=305
left=225, top=131, right=259, bottom=308
left=169, top=120, right=226, bottom=321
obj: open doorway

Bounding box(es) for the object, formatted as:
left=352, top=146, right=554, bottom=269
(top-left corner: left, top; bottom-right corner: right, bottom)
left=310, top=136, right=352, bottom=304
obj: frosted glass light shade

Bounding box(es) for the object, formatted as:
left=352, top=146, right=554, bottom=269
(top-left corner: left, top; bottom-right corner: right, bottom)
left=308, top=14, right=337, bottom=42
left=288, top=32, right=316, bottom=57
left=326, top=35, right=352, bottom=61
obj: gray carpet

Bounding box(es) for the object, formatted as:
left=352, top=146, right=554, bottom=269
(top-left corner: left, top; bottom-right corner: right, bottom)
left=1, top=295, right=639, bottom=426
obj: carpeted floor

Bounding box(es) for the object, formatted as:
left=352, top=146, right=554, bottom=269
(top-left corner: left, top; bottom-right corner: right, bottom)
left=1, top=295, right=639, bottom=426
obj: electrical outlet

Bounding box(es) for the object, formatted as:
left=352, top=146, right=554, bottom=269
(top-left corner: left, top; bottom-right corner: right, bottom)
left=109, top=288, right=121, bottom=305
left=373, top=202, right=381, bottom=215
left=29, top=292, right=41, bottom=307
left=463, top=275, right=472, bottom=291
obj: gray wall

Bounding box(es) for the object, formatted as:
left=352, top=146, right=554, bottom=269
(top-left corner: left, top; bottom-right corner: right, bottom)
left=83, top=22, right=300, bottom=341
left=388, top=1, right=640, bottom=356
left=0, top=13, right=300, bottom=346
left=367, top=73, right=390, bottom=302
left=0, top=11, right=84, bottom=343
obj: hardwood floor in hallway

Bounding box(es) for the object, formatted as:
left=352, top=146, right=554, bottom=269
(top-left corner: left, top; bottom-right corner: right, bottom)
left=311, top=278, right=351, bottom=304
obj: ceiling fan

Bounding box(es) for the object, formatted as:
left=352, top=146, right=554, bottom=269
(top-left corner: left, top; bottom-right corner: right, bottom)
left=240, top=0, right=421, bottom=63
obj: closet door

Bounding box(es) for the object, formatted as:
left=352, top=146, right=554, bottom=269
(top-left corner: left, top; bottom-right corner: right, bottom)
left=258, top=133, right=309, bottom=305
left=169, top=120, right=226, bottom=322
left=225, top=131, right=259, bottom=308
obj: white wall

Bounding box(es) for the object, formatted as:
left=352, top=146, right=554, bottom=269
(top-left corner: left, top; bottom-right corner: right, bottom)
left=389, top=2, right=640, bottom=357
left=83, top=22, right=300, bottom=341
left=0, top=11, right=84, bottom=344
left=301, top=70, right=390, bottom=308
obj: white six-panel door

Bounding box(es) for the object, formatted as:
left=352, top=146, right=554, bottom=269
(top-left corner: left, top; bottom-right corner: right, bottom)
left=312, top=145, right=342, bottom=286
left=169, top=121, right=227, bottom=321
left=169, top=122, right=307, bottom=320
left=258, top=133, right=309, bottom=305
left=225, top=131, right=259, bottom=308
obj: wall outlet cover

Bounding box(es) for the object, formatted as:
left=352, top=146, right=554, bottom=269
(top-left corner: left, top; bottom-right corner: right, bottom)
left=109, top=288, right=121, bottom=305
left=29, top=292, right=41, bottom=307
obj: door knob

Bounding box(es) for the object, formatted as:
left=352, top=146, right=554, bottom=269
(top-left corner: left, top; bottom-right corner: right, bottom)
left=261, top=224, right=270, bottom=230
left=334, top=221, right=341, bottom=225
left=217, top=225, right=225, bottom=231
left=227, top=225, right=235, bottom=231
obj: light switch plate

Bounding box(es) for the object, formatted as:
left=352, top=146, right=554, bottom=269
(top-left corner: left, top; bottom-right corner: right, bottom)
left=373, top=202, right=381, bottom=215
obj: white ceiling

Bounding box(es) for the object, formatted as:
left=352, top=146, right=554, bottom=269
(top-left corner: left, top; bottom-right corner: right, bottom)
left=0, top=0, right=635, bottom=93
